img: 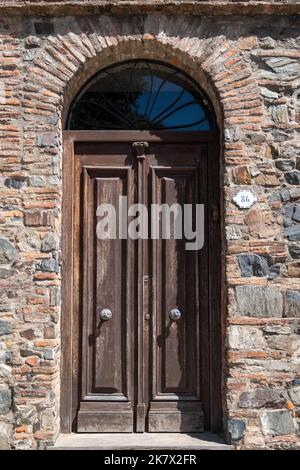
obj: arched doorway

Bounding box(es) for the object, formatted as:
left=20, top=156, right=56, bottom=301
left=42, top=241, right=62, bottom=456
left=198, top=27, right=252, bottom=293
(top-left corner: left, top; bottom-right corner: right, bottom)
left=62, top=60, right=222, bottom=434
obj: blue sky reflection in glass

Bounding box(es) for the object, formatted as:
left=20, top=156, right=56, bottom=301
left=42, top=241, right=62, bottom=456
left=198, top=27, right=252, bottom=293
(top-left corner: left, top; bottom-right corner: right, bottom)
left=68, top=61, right=215, bottom=131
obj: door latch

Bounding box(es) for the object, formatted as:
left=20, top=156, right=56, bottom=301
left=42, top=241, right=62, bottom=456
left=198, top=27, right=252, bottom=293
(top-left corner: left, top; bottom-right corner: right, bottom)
left=143, top=275, right=150, bottom=320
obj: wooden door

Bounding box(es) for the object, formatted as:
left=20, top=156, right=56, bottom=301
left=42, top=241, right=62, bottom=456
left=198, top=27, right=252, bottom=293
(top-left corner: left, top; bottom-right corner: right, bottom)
left=62, top=131, right=221, bottom=434
left=147, top=141, right=207, bottom=432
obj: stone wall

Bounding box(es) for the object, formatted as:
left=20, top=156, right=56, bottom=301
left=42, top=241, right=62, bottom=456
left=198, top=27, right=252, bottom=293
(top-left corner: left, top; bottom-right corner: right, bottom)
left=0, top=11, right=299, bottom=449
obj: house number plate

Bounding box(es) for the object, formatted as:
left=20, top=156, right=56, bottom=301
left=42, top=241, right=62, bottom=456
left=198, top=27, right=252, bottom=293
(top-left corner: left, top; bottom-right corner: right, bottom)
left=233, top=189, right=257, bottom=209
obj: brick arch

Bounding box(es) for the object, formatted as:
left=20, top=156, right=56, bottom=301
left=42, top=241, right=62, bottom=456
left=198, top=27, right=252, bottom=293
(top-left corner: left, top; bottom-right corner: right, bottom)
left=31, top=28, right=263, bottom=134
left=59, top=38, right=224, bottom=129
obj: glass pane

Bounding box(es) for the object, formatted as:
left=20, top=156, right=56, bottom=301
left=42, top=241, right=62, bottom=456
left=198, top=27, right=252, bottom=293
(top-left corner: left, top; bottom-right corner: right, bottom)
left=67, top=60, right=216, bottom=131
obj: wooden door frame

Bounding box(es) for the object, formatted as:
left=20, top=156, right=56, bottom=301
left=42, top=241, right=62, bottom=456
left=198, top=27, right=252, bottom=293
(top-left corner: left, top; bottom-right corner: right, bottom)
left=61, top=130, right=222, bottom=434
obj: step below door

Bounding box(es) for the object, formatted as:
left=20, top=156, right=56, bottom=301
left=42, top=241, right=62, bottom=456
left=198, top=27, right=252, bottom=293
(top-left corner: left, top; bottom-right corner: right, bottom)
left=147, top=141, right=207, bottom=432
left=76, top=142, right=135, bottom=432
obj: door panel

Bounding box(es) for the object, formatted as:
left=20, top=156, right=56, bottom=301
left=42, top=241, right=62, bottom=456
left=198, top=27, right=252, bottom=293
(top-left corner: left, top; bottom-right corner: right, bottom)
left=148, top=148, right=207, bottom=432
left=94, top=171, right=129, bottom=395
left=68, top=134, right=219, bottom=433
left=76, top=162, right=135, bottom=432
left=152, top=167, right=198, bottom=397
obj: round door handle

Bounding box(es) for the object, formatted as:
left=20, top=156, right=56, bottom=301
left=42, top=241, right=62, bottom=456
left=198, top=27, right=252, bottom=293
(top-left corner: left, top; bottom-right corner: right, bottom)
left=100, top=308, right=112, bottom=321
left=169, top=308, right=182, bottom=321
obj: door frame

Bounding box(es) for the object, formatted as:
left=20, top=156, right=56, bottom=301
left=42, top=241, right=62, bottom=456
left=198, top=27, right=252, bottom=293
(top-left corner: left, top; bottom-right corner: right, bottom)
left=61, top=130, right=222, bottom=434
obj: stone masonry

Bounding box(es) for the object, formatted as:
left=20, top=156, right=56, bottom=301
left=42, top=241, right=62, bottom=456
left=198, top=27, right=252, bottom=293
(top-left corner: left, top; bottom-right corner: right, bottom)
left=0, top=0, right=300, bottom=449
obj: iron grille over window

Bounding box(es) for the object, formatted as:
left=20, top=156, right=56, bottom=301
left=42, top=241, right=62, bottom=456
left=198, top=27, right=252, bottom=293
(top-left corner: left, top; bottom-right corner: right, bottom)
left=67, top=60, right=216, bottom=131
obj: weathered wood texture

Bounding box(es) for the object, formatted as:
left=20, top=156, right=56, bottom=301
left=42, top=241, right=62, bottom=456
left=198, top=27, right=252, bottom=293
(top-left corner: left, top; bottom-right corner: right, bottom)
left=64, top=132, right=221, bottom=434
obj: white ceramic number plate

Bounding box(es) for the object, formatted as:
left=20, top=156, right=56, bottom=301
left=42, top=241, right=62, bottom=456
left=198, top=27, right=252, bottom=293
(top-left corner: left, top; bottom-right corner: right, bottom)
left=233, top=189, right=257, bottom=209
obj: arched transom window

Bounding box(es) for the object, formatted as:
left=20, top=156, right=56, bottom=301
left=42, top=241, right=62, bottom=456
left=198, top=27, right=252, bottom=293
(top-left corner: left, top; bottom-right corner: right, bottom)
left=67, top=60, right=216, bottom=131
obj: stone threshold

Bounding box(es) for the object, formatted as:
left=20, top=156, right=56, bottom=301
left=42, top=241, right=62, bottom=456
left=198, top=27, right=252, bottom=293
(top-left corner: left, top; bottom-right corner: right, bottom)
left=1, top=1, right=300, bottom=17
left=49, top=432, right=232, bottom=450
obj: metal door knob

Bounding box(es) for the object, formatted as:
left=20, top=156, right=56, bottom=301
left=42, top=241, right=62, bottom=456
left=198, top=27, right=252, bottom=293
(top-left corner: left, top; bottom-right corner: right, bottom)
left=169, top=308, right=182, bottom=321
left=100, top=308, right=112, bottom=321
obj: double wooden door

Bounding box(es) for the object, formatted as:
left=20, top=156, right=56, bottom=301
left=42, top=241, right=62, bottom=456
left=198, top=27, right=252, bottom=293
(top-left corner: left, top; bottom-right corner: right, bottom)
left=62, top=131, right=221, bottom=434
